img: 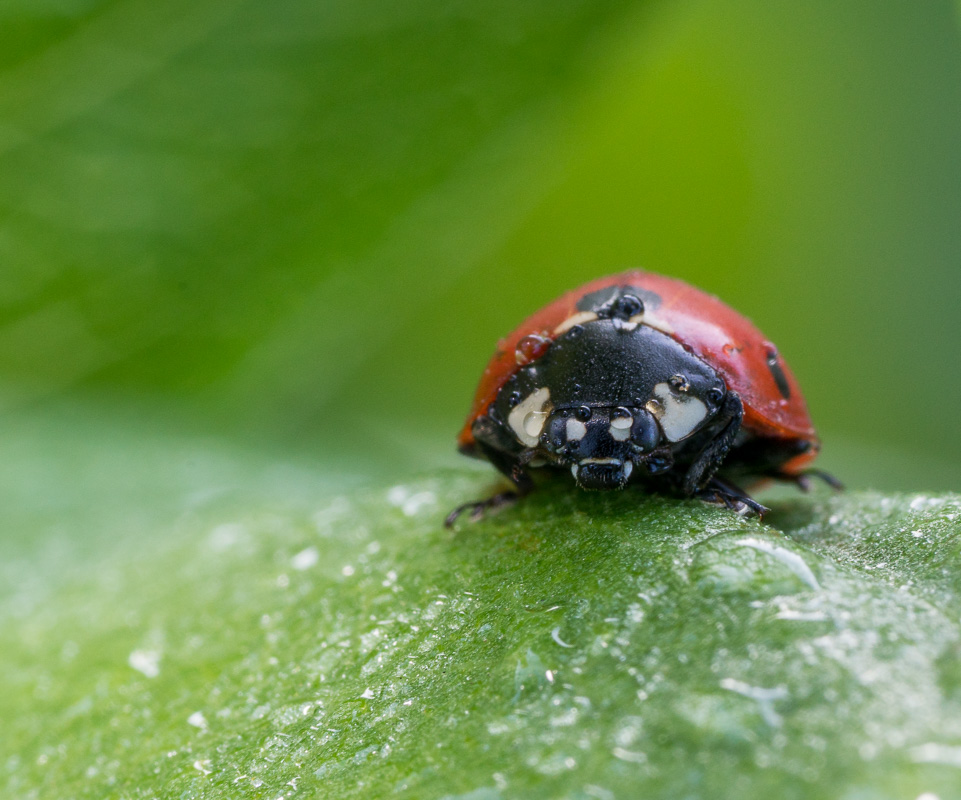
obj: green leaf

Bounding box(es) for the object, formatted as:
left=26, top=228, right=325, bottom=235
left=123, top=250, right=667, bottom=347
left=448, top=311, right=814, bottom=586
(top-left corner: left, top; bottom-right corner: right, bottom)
left=3, top=1, right=961, bottom=797
left=4, top=416, right=961, bottom=798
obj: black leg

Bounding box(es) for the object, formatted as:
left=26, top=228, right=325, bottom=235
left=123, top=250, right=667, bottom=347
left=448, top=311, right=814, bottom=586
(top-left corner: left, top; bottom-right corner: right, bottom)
left=445, top=489, right=525, bottom=527
left=773, top=468, right=844, bottom=493
left=682, top=392, right=744, bottom=496
left=696, top=476, right=770, bottom=517
left=445, top=440, right=535, bottom=528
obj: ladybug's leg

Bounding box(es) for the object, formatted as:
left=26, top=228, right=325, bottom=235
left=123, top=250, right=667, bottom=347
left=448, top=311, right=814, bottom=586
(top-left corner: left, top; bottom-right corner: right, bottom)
left=773, top=469, right=844, bottom=493
left=444, top=451, right=533, bottom=526
left=695, top=476, right=770, bottom=517
left=444, top=488, right=525, bottom=528
left=445, top=427, right=535, bottom=527
left=682, top=392, right=744, bottom=496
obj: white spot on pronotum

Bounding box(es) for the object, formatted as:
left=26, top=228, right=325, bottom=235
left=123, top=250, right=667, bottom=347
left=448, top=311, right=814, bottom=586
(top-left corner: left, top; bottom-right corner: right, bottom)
left=648, top=382, right=708, bottom=442
left=566, top=418, right=587, bottom=441
left=610, top=426, right=630, bottom=441
left=553, top=311, right=598, bottom=335
left=640, top=311, right=674, bottom=335
left=609, top=410, right=632, bottom=441
left=610, top=412, right=632, bottom=429
left=128, top=649, right=161, bottom=678
left=508, top=387, right=551, bottom=447
left=524, top=414, right=544, bottom=439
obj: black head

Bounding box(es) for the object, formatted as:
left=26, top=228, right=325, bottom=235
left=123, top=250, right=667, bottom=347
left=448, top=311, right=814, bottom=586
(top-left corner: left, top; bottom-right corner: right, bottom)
left=491, top=316, right=728, bottom=491
left=543, top=404, right=661, bottom=489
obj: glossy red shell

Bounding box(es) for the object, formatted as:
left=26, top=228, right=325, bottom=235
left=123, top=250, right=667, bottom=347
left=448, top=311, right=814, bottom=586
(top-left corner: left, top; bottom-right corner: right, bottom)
left=458, top=270, right=819, bottom=472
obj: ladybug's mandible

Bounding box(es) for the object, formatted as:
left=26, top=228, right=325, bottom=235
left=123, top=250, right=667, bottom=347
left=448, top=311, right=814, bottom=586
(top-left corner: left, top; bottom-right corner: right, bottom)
left=448, top=270, right=839, bottom=525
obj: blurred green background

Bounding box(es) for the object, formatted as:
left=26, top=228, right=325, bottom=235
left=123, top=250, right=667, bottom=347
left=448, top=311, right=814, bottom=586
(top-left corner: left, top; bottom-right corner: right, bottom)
left=2, top=0, right=961, bottom=497
left=4, top=3, right=961, bottom=795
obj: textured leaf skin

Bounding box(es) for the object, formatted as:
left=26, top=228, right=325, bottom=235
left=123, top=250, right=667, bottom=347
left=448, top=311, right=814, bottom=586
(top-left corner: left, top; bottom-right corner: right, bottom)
left=4, top=458, right=961, bottom=799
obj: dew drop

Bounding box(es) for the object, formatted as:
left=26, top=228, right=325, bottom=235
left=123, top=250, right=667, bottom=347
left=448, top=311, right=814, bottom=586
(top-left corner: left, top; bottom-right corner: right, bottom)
left=523, top=411, right=548, bottom=438
left=515, top=334, right=551, bottom=365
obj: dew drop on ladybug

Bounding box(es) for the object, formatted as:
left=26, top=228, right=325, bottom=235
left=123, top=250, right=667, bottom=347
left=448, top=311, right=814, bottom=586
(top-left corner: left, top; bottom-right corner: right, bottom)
left=515, top=334, right=551, bottom=366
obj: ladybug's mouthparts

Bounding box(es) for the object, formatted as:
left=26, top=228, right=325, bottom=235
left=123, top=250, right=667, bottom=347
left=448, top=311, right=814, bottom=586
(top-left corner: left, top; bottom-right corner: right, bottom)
left=571, top=458, right=633, bottom=490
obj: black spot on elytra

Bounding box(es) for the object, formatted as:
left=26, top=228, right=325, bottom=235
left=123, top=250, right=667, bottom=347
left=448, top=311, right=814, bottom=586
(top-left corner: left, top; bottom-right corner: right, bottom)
left=577, top=285, right=663, bottom=314
left=765, top=346, right=791, bottom=400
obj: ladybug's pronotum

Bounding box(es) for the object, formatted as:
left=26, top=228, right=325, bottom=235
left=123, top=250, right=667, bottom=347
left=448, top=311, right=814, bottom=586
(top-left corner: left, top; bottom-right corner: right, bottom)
left=448, top=270, right=839, bottom=525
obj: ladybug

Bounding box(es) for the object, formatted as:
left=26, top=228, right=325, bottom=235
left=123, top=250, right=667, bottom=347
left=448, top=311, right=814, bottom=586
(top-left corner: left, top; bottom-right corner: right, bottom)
left=447, top=270, right=839, bottom=525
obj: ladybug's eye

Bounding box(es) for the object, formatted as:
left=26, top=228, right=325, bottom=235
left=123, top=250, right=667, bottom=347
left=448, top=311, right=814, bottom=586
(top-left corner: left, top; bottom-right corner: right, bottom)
left=707, top=387, right=725, bottom=406
left=629, top=408, right=660, bottom=451
left=575, top=405, right=592, bottom=422
left=612, top=294, right=644, bottom=320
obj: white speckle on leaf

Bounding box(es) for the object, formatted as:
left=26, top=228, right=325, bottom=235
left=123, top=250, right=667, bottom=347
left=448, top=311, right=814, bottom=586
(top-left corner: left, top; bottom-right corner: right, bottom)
left=910, top=495, right=943, bottom=511
left=720, top=678, right=789, bottom=727
left=387, top=486, right=436, bottom=516
left=612, top=747, right=647, bottom=763
left=910, top=743, right=961, bottom=768
left=402, top=491, right=435, bottom=516
left=188, top=711, right=208, bottom=730
left=775, top=609, right=829, bottom=622
left=208, top=522, right=246, bottom=551
left=128, top=649, right=161, bottom=678
left=292, top=546, right=319, bottom=570
left=551, top=627, right=574, bottom=648
left=736, top=537, right=821, bottom=590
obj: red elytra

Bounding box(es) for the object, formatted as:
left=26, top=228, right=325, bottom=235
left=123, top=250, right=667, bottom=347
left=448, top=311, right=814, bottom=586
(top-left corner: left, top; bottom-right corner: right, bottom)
left=458, top=269, right=818, bottom=474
